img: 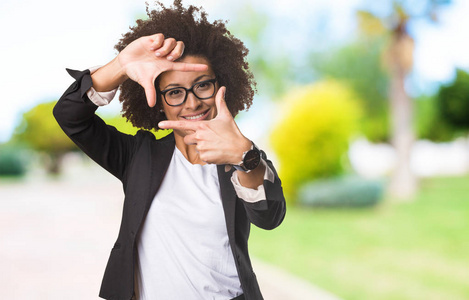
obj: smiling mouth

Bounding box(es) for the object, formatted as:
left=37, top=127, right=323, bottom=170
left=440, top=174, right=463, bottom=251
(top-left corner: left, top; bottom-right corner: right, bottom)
left=182, top=109, right=210, bottom=121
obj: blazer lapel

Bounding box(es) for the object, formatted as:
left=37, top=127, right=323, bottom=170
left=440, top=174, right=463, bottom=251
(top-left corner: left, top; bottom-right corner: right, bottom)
left=146, top=134, right=176, bottom=211
left=217, top=165, right=237, bottom=241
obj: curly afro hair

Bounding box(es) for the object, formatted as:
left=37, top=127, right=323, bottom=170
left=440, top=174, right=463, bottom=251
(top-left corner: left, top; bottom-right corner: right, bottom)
left=114, top=0, right=256, bottom=131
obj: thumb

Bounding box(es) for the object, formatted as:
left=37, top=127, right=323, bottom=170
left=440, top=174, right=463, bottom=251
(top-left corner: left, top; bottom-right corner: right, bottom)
left=214, top=86, right=231, bottom=119
left=141, top=79, right=157, bottom=107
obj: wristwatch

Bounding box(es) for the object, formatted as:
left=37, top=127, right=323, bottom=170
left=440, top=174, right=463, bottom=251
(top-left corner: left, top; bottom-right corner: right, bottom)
left=234, top=142, right=261, bottom=173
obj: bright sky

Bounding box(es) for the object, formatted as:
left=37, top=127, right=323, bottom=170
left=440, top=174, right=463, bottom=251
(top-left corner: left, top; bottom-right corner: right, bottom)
left=0, top=0, right=468, bottom=143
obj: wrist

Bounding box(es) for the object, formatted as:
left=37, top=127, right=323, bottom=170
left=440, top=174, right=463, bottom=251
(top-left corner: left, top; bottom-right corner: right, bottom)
left=110, top=56, right=129, bottom=83
left=233, top=139, right=261, bottom=173
left=231, top=137, right=251, bottom=164
left=92, top=57, right=128, bottom=92
left=239, top=137, right=252, bottom=156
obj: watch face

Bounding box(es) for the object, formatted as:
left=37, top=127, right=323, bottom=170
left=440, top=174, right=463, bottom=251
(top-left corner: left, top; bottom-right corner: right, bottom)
left=244, top=149, right=261, bottom=170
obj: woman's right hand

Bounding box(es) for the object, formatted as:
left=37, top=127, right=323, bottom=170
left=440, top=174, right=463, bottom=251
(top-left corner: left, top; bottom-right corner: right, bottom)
left=92, top=33, right=208, bottom=107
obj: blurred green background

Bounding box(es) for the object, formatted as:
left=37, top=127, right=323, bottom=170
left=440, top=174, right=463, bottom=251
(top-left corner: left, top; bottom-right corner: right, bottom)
left=1, top=0, right=469, bottom=299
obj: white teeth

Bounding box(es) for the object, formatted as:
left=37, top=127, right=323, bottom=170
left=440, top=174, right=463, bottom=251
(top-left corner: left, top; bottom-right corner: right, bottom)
left=184, top=112, right=205, bottom=120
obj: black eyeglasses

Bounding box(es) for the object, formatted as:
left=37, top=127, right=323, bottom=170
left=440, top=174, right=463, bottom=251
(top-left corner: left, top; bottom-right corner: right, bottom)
left=159, top=78, right=217, bottom=107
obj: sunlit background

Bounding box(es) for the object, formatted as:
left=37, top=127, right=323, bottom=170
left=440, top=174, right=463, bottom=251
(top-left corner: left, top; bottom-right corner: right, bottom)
left=1, top=0, right=469, bottom=299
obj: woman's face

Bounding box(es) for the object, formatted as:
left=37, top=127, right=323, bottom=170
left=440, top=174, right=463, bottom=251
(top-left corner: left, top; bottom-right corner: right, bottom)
left=158, top=55, right=218, bottom=137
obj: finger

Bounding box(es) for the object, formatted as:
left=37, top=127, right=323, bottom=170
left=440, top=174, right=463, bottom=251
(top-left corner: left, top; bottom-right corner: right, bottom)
left=149, top=33, right=165, bottom=51
left=141, top=80, right=157, bottom=107
left=167, top=41, right=185, bottom=61
left=198, top=149, right=215, bottom=164
left=155, top=38, right=177, bottom=58
left=170, top=62, right=209, bottom=72
left=183, top=133, right=197, bottom=145
left=158, top=120, right=200, bottom=131
left=214, top=87, right=231, bottom=119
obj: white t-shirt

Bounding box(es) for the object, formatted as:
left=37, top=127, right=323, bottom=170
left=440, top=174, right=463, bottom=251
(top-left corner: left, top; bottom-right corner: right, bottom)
left=135, top=147, right=242, bottom=299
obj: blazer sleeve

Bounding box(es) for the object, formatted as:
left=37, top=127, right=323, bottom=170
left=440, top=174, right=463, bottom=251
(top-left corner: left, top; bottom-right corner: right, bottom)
left=241, top=151, right=286, bottom=230
left=53, top=69, right=136, bottom=181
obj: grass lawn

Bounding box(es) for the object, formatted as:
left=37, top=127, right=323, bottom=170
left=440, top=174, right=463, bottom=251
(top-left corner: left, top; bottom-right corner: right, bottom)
left=249, top=176, right=469, bottom=300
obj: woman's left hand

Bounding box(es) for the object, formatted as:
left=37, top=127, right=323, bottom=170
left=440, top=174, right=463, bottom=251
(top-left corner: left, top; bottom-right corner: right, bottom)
left=158, top=87, right=251, bottom=165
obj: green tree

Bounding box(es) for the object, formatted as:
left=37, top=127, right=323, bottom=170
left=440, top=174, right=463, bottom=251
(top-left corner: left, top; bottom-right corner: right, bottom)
left=437, top=69, right=469, bottom=133
left=13, top=101, right=77, bottom=174
left=414, top=94, right=454, bottom=141
left=270, top=80, right=362, bottom=203
left=0, top=143, right=28, bottom=177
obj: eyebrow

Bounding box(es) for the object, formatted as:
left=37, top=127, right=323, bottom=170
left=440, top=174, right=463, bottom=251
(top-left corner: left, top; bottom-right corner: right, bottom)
left=162, top=74, right=211, bottom=91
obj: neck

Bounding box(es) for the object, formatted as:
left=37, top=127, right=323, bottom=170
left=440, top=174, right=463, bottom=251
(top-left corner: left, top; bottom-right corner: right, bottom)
left=174, top=133, right=206, bottom=165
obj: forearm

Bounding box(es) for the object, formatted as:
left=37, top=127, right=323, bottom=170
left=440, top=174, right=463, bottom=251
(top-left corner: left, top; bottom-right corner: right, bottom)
left=91, top=57, right=128, bottom=92
left=235, top=157, right=286, bottom=230
left=53, top=68, right=134, bottom=179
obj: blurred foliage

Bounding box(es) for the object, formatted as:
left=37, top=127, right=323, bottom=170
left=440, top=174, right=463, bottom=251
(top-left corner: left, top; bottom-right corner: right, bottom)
left=270, top=80, right=362, bottom=202
left=297, top=176, right=384, bottom=207
left=307, top=0, right=452, bottom=145
left=356, top=10, right=387, bottom=37
left=437, top=69, right=469, bottom=132
left=227, top=4, right=292, bottom=99
left=310, top=38, right=391, bottom=142
left=100, top=113, right=172, bottom=139
left=13, top=101, right=77, bottom=175
left=0, top=143, right=28, bottom=177
left=361, top=0, right=452, bottom=29
left=414, top=94, right=454, bottom=141
left=14, top=101, right=76, bottom=153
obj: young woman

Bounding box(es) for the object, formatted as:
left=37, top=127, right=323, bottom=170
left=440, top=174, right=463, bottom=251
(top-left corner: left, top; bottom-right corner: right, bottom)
left=54, top=1, right=286, bottom=299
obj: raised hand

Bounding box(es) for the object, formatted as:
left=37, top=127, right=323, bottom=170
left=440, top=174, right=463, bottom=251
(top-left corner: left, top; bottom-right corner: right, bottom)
left=158, top=87, right=252, bottom=165
left=93, top=33, right=208, bottom=107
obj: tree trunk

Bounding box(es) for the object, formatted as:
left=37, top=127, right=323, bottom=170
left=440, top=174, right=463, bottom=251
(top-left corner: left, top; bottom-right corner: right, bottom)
left=388, top=30, right=417, bottom=200
left=46, top=153, right=64, bottom=176
left=389, top=69, right=417, bottom=199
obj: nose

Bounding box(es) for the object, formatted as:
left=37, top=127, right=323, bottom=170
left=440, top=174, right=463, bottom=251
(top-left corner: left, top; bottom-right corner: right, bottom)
left=184, top=91, right=203, bottom=110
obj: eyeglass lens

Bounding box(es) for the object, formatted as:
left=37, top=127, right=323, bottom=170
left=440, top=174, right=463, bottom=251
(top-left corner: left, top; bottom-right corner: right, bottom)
left=164, top=80, right=216, bottom=106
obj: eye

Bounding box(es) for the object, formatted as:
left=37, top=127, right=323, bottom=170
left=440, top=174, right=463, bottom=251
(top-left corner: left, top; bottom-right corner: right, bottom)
left=196, top=82, right=210, bottom=90
left=167, top=89, right=184, bottom=98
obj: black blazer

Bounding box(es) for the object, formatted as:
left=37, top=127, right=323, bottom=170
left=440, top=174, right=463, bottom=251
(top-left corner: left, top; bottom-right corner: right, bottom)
left=53, top=69, right=286, bottom=300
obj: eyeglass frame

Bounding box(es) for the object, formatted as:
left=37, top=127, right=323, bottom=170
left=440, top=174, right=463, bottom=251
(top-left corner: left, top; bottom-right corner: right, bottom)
left=158, top=78, right=218, bottom=107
